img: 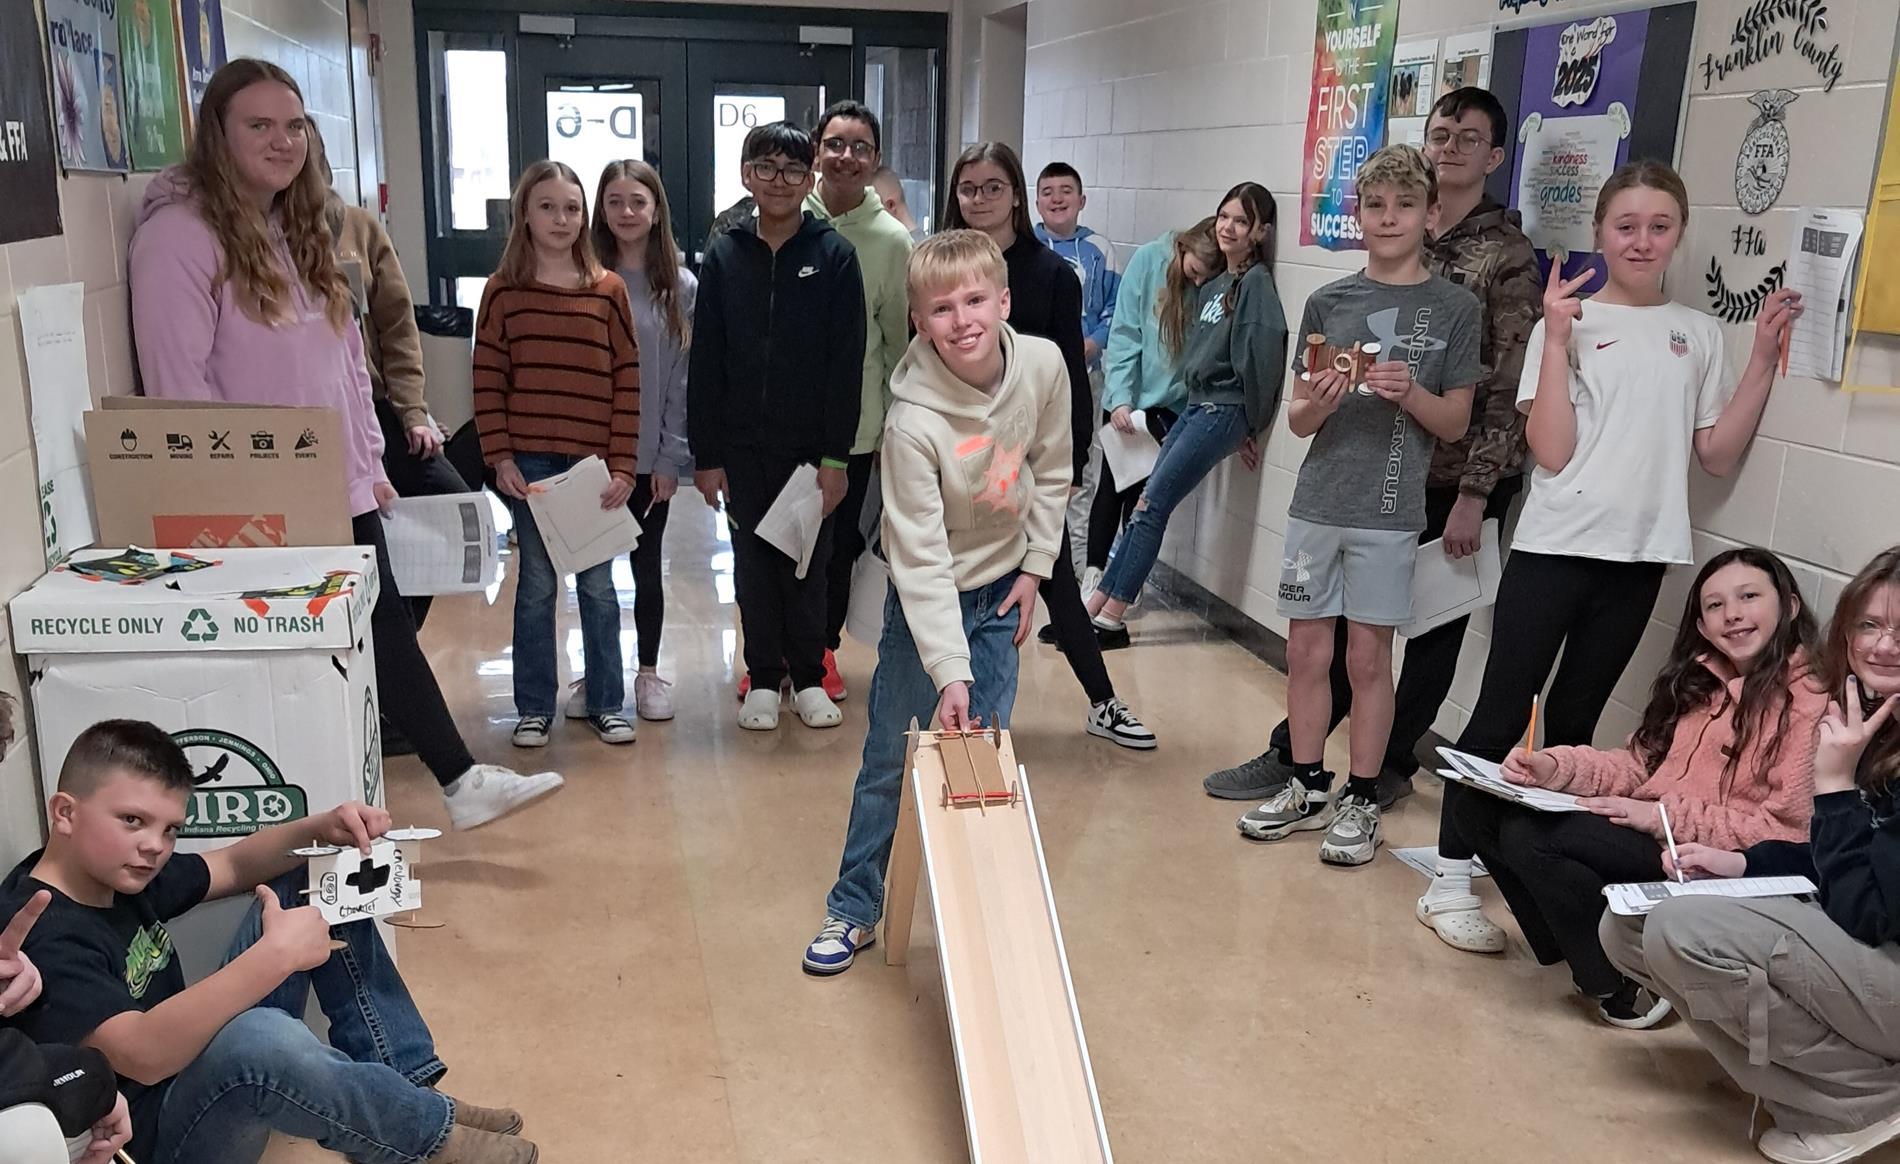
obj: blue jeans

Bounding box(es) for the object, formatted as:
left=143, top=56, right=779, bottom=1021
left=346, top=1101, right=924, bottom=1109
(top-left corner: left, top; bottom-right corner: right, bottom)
left=825, top=573, right=1025, bottom=930
left=1097, top=402, right=1250, bottom=604
left=150, top=872, right=453, bottom=1164
left=507, top=452, right=626, bottom=717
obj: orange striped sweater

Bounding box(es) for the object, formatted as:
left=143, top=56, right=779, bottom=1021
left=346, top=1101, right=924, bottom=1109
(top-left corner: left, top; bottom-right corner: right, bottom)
left=473, top=275, right=641, bottom=478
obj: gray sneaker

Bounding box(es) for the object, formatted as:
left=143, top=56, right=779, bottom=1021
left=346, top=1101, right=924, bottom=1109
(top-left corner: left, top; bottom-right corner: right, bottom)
left=1318, top=795, right=1383, bottom=866
left=1203, top=750, right=1296, bottom=800
left=1237, top=778, right=1334, bottom=841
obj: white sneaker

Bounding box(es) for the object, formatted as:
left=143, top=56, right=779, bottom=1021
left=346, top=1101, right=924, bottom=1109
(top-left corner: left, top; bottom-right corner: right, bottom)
left=738, top=688, right=781, bottom=731
left=563, top=679, right=587, bottom=720
left=635, top=672, right=675, bottom=721
left=792, top=686, right=842, bottom=729
left=443, top=764, right=565, bottom=830
left=1759, top=1112, right=1900, bottom=1164
left=1317, top=794, right=1383, bottom=866
left=1086, top=698, right=1156, bottom=749
left=1079, top=565, right=1102, bottom=602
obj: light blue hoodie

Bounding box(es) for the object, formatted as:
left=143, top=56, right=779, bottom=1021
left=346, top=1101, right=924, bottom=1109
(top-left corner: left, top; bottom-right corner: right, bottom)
left=1034, top=224, right=1119, bottom=363
left=1101, top=232, right=1189, bottom=416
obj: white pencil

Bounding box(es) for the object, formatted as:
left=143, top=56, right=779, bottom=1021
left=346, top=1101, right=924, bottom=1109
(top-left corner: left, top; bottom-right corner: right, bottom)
left=1658, top=802, right=1685, bottom=884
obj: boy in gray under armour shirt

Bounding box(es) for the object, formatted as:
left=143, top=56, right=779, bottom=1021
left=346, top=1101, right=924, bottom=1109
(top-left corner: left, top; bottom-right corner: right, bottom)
left=1241, top=145, right=1480, bottom=867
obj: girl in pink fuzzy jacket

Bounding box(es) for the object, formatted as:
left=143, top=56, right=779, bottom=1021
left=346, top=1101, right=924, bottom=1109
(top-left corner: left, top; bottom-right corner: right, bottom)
left=1454, top=547, right=1826, bottom=1029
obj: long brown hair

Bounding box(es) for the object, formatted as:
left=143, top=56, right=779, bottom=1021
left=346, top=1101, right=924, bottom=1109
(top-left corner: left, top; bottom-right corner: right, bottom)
left=1215, top=182, right=1277, bottom=312
left=1631, top=547, right=1819, bottom=779
left=1822, top=546, right=1900, bottom=792
left=186, top=59, right=351, bottom=330
left=941, top=142, right=1035, bottom=243
left=590, top=160, right=689, bottom=346
left=493, top=160, right=603, bottom=289
left=1157, top=217, right=1219, bottom=359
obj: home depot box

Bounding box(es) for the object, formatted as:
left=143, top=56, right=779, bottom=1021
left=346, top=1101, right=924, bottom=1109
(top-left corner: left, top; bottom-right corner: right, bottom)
left=85, top=398, right=352, bottom=549
left=10, top=546, right=384, bottom=854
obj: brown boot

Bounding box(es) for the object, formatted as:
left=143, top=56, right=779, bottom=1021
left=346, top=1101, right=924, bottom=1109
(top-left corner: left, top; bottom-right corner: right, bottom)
left=425, top=1124, right=538, bottom=1163
left=450, top=1098, right=524, bottom=1136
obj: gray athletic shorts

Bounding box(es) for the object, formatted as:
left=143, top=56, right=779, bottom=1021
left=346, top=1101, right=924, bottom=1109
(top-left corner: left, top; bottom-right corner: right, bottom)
left=1276, top=517, right=1417, bottom=626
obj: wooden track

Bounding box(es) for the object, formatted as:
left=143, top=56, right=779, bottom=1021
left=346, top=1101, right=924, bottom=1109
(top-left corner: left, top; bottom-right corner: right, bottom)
left=883, top=729, right=1112, bottom=1164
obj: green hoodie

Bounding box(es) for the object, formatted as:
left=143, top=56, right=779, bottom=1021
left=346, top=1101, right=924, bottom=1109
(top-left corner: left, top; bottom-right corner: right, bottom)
left=804, top=184, right=915, bottom=454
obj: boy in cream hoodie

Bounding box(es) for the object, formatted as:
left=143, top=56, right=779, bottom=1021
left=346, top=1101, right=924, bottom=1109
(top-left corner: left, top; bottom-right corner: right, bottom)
left=804, top=230, right=1074, bottom=976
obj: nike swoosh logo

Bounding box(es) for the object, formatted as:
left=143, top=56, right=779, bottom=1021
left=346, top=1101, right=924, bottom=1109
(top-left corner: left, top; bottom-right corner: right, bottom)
left=1596, top=340, right=1619, bottom=350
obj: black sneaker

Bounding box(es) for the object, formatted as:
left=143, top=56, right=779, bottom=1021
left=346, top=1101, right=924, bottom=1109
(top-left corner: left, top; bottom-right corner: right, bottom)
left=1375, top=769, right=1414, bottom=810
left=1203, top=750, right=1297, bottom=800
left=1598, top=980, right=1673, bottom=1029
left=1093, top=621, right=1131, bottom=650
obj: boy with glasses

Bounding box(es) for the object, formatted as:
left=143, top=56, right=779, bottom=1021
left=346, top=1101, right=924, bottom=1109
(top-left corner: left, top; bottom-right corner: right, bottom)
left=690, top=122, right=868, bottom=731
left=804, top=101, right=916, bottom=695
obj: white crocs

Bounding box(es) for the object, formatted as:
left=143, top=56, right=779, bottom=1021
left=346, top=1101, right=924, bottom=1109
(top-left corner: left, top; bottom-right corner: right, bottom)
left=738, top=688, right=781, bottom=731
left=1416, top=894, right=1507, bottom=954
left=792, top=686, right=842, bottom=729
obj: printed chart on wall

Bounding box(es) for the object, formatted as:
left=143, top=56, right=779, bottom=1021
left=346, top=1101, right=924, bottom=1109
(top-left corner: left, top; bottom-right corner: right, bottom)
left=0, top=0, right=62, bottom=243
left=44, top=0, right=132, bottom=172
left=1301, top=0, right=1398, bottom=251
left=122, top=0, right=188, bottom=169
left=1388, top=39, right=1438, bottom=146
left=177, top=0, right=228, bottom=130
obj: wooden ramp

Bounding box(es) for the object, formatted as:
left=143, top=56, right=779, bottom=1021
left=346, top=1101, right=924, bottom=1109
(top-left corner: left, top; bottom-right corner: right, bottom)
left=883, top=727, right=1113, bottom=1164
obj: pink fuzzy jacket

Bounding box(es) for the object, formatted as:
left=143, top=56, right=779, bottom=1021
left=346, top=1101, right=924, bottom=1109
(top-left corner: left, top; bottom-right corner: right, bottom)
left=1521, top=652, right=1827, bottom=850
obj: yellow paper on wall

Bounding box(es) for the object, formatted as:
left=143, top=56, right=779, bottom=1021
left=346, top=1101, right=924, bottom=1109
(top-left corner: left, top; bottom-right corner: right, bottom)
left=1843, top=76, right=1900, bottom=391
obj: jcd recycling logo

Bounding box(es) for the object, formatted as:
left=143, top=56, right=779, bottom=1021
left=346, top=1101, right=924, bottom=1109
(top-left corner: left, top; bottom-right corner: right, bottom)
left=172, top=729, right=309, bottom=838
left=180, top=608, right=219, bottom=642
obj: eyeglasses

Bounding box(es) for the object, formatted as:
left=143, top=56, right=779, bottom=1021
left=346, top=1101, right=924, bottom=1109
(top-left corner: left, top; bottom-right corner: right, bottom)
left=956, top=180, right=1010, bottom=202
left=1854, top=620, right=1900, bottom=648
left=821, top=137, right=876, bottom=161
left=747, top=160, right=812, bottom=185
left=1426, top=128, right=1490, bottom=154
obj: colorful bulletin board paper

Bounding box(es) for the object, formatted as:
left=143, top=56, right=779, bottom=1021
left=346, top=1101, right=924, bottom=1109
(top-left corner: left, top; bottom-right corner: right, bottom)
left=1508, top=7, right=1649, bottom=269
left=1301, top=0, right=1399, bottom=251
left=44, top=0, right=132, bottom=173
left=178, top=0, right=228, bottom=127
left=0, top=0, right=63, bottom=243
left=122, top=0, right=187, bottom=169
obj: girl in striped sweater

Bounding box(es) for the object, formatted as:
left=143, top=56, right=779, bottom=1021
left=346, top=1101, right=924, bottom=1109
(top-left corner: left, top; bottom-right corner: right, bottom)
left=475, top=160, right=642, bottom=748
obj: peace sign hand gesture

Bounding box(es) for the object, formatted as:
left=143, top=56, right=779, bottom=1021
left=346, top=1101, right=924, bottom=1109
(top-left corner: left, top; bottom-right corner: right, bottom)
left=1814, top=676, right=1899, bottom=794
left=1542, top=262, right=1595, bottom=346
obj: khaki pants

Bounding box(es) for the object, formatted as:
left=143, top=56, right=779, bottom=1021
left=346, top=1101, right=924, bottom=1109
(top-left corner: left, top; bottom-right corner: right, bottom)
left=1601, top=897, right=1900, bottom=1135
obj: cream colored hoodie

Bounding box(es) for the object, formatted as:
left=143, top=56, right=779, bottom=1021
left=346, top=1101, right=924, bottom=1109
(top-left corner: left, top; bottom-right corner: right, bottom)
left=882, top=324, right=1073, bottom=690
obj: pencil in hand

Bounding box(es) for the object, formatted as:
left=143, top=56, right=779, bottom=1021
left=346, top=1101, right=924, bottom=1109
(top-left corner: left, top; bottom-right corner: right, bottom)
left=1524, top=694, right=1540, bottom=754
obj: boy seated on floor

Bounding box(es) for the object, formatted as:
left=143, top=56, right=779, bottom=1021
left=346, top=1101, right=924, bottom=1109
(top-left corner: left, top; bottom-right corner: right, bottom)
left=0, top=719, right=534, bottom=1164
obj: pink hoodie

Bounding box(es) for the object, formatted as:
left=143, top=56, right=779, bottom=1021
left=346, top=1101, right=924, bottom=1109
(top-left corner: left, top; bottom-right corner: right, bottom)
left=130, top=167, right=386, bottom=518
left=1520, top=651, right=1827, bottom=851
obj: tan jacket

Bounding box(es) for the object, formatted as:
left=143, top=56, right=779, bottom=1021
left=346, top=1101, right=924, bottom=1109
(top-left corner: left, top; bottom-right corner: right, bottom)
left=329, top=201, right=429, bottom=429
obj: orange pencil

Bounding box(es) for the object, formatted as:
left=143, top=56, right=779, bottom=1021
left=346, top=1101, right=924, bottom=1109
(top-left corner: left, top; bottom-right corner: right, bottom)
left=1524, top=694, right=1540, bottom=753
left=1778, top=324, right=1791, bottom=377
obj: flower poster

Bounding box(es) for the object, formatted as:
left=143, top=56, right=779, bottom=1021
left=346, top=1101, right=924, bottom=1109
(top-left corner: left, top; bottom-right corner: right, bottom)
left=1300, top=0, right=1398, bottom=251
left=44, top=0, right=131, bottom=172
left=121, top=0, right=187, bottom=168
left=178, top=0, right=228, bottom=127
left=0, top=0, right=62, bottom=242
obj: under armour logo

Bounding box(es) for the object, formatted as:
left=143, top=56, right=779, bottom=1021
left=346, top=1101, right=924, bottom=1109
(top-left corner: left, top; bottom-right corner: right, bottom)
left=1365, top=307, right=1448, bottom=359
left=1283, top=551, right=1313, bottom=583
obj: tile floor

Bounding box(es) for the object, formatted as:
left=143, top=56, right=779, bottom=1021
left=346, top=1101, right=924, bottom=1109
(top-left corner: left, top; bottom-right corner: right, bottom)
left=265, top=499, right=1762, bottom=1163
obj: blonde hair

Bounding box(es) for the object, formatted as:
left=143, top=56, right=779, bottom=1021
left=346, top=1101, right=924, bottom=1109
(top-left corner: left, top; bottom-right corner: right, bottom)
left=186, top=59, right=351, bottom=330
left=1357, top=144, right=1438, bottom=205
left=906, top=229, right=1007, bottom=306
left=493, top=160, right=603, bottom=289
left=1158, top=217, right=1220, bottom=358
left=590, top=159, right=690, bottom=347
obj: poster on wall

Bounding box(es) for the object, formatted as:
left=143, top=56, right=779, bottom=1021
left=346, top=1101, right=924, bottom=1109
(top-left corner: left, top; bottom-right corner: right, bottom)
left=177, top=0, right=228, bottom=127
left=1300, top=0, right=1399, bottom=251
left=1438, top=30, right=1492, bottom=98
left=44, top=0, right=131, bottom=172
left=1388, top=39, right=1438, bottom=145
left=0, top=0, right=63, bottom=243
left=122, top=0, right=188, bottom=169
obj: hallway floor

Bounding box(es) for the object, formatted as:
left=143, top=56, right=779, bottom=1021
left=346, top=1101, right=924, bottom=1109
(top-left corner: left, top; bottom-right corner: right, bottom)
left=264, top=499, right=1759, bottom=1163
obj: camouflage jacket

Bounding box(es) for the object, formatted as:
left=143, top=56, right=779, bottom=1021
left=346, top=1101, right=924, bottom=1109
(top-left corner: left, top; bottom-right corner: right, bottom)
left=1425, top=197, right=1540, bottom=496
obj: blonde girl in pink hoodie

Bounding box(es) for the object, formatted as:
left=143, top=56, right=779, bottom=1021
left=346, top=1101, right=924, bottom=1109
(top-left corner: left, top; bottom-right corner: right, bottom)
left=129, top=58, right=563, bottom=831
left=1455, top=547, right=1826, bottom=1028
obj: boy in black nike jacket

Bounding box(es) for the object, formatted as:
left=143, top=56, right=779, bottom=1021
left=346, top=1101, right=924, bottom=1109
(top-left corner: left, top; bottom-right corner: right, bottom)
left=690, top=121, right=868, bottom=731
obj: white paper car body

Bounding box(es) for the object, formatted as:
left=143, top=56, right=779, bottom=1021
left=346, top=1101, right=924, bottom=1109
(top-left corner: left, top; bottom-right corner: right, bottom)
left=309, top=839, right=423, bottom=925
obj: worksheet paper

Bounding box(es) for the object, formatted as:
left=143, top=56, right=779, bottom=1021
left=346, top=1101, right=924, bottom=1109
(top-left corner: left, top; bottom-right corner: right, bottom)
left=522, top=456, right=641, bottom=576
left=1404, top=519, right=1500, bottom=637
left=1436, top=747, right=1587, bottom=813
left=757, top=463, right=825, bottom=579
left=1602, top=876, right=1817, bottom=918
left=18, top=284, right=97, bottom=564
left=1098, top=410, right=1162, bottom=486
left=380, top=493, right=498, bottom=595
left=1785, top=207, right=1865, bottom=382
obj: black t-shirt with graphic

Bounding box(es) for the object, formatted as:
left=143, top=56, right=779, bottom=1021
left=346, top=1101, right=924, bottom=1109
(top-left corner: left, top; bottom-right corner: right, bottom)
left=0, top=850, right=210, bottom=1159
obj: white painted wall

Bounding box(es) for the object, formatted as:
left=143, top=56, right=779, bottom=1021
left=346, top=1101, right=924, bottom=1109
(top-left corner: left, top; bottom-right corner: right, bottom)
left=0, top=0, right=364, bottom=868
left=1001, top=0, right=1900, bottom=749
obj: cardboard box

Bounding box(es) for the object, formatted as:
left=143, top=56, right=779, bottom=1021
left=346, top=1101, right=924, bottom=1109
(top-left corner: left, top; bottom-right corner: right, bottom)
left=86, top=399, right=352, bottom=549
left=12, top=546, right=384, bottom=852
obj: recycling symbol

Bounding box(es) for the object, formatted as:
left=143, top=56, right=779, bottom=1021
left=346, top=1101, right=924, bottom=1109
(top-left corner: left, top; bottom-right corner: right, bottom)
left=180, top=608, right=220, bottom=643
